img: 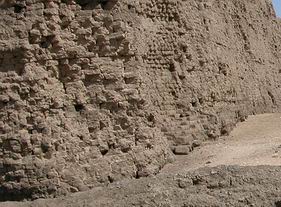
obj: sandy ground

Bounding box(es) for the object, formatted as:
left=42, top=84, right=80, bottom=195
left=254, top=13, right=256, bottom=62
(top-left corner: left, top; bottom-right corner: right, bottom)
left=3, top=113, right=281, bottom=207
left=161, top=113, right=281, bottom=174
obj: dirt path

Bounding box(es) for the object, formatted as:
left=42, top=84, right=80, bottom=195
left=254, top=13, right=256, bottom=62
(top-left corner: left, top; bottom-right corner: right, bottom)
left=161, top=113, right=281, bottom=174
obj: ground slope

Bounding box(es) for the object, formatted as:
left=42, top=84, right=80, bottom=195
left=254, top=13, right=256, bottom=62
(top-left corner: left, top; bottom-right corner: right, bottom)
left=3, top=114, right=281, bottom=206
left=162, top=113, right=281, bottom=173
left=3, top=165, right=281, bottom=207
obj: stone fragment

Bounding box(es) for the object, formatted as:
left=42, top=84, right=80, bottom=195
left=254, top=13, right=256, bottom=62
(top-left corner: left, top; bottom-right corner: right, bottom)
left=173, top=145, right=190, bottom=155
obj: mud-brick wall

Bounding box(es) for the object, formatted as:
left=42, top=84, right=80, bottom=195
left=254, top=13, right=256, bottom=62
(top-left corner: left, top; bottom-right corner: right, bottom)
left=0, top=0, right=172, bottom=200
left=128, top=0, right=281, bottom=147
left=0, top=0, right=281, bottom=200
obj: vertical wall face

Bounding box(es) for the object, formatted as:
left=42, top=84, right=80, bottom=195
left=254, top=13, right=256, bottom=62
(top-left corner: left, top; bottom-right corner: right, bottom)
left=0, top=0, right=173, bottom=200
left=0, top=0, right=281, bottom=200
left=129, top=0, right=281, bottom=146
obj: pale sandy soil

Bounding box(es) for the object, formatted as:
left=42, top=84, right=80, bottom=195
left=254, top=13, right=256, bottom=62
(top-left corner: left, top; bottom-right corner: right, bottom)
left=161, top=113, right=281, bottom=174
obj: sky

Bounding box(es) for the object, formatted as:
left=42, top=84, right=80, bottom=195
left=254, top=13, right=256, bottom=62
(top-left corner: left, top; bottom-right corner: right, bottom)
left=272, top=0, right=281, bottom=17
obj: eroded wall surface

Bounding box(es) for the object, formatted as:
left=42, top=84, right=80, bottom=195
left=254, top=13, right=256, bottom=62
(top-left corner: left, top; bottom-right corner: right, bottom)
left=0, top=0, right=280, bottom=200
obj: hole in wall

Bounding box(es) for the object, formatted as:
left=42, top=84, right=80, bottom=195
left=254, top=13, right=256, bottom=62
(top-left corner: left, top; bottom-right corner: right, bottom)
left=99, top=121, right=106, bottom=130
left=275, top=201, right=281, bottom=207
left=41, top=142, right=50, bottom=153
left=74, top=104, right=84, bottom=112
left=40, top=41, right=50, bottom=48
left=75, top=0, right=117, bottom=10
left=107, top=176, right=114, bottom=183
left=192, top=177, right=202, bottom=185
left=76, top=0, right=99, bottom=9
left=0, top=187, right=33, bottom=202
left=179, top=74, right=185, bottom=80
left=39, top=35, right=54, bottom=49
left=191, top=101, right=197, bottom=107
left=168, top=62, right=176, bottom=72
left=0, top=49, right=24, bottom=75
left=147, top=114, right=155, bottom=123
left=100, top=148, right=108, bottom=155
left=100, top=1, right=107, bottom=9
left=180, top=45, right=187, bottom=53
left=14, top=4, right=24, bottom=13
left=267, top=90, right=276, bottom=104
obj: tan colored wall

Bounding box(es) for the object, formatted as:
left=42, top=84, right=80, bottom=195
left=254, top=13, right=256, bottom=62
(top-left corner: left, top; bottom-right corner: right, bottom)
left=0, top=0, right=280, bottom=200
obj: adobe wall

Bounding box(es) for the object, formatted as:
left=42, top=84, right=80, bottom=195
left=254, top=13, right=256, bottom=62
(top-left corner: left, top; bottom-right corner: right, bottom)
left=0, top=0, right=280, bottom=200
